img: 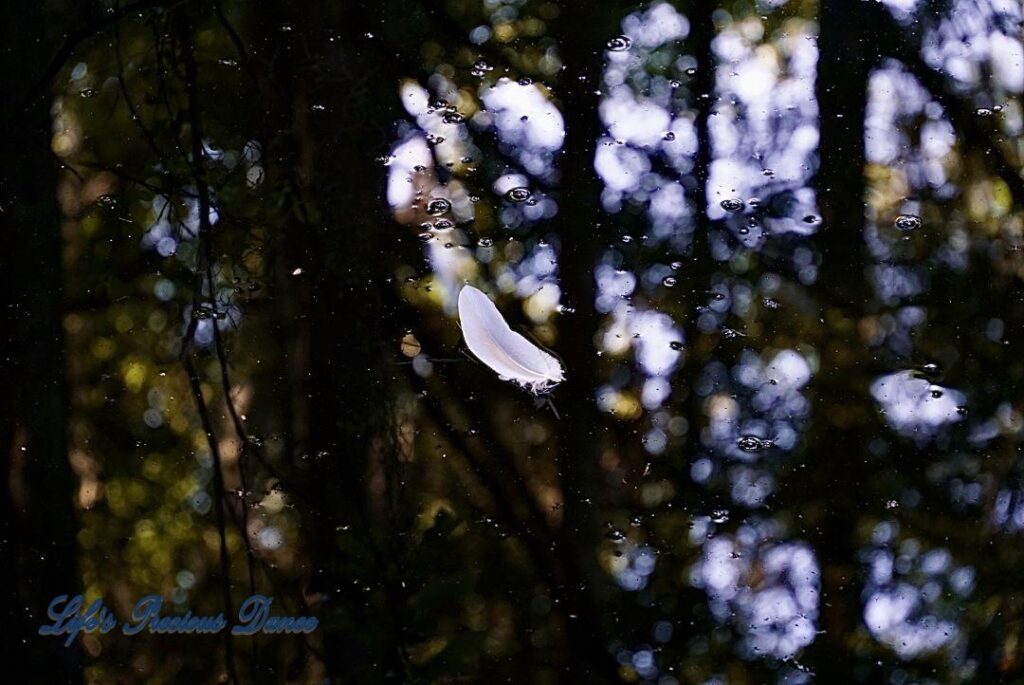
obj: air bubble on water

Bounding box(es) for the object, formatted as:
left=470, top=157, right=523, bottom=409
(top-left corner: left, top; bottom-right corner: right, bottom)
left=442, top=111, right=465, bottom=124
left=710, top=509, right=729, bottom=523
left=471, top=59, right=493, bottom=76
left=685, top=67, right=697, bottom=76
left=975, top=108, right=992, bottom=117
left=662, top=276, right=677, bottom=287
left=894, top=214, right=921, bottom=231
left=720, top=198, right=744, bottom=212
left=885, top=499, right=900, bottom=510
left=80, top=88, right=98, bottom=98
left=477, top=237, right=493, bottom=247
left=669, top=341, right=684, bottom=351
left=433, top=218, right=454, bottom=230
left=663, top=131, right=676, bottom=141
left=426, top=198, right=451, bottom=215
left=737, top=435, right=772, bottom=452
left=620, top=235, right=634, bottom=244
left=192, top=304, right=215, bottom=320
left=606, top=35, right=632, bottom=51
left=505, top=187, right=531, bottom=202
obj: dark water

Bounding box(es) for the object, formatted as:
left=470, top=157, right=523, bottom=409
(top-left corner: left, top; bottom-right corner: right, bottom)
left=2, top=0, right=1023, bottom=683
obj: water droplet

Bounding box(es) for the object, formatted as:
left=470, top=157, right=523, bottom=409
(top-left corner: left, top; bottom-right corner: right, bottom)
left=894, top=214, right=921, bottom=231
left=620, top=235, right=634, bottom=244
left=737, top=435, right=772, bottom=452
left=710, top=509, right=729, bottom=523
left=192, top=304, right=215, bottom=320
left=505, top=187, right=531, bottom=202
left=685, top=67, right=697, bottom=76
left=917, top=362, right=941, bottom=378
left=975, top=107, right=993, bottom=117
left=426, top=198, right=451, bottom=215
left=606, top=35, right=632, bottom=51
left=670, top=261, right=682, bottom=270
left=720, top=198, right=744, bottom=212
left=471, top=59, right=493, bottom=75
left=662, top=276, right=677, bottom=287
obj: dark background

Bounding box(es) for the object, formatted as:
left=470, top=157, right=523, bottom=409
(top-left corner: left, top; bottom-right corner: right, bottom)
left=2, top=0, right=1023, bottom=683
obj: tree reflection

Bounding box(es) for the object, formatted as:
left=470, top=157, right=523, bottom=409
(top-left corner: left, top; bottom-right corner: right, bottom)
left=4, top=0, right=1022, bottom=682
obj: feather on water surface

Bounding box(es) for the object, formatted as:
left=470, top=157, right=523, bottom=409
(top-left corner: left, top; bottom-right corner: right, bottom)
left=457, top=285, right=564, bottom=393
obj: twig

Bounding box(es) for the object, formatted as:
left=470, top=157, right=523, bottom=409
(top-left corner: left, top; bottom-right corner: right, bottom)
left=19, top=0, right=183, bottom=118
left=178, top=10, right=240, bottom=683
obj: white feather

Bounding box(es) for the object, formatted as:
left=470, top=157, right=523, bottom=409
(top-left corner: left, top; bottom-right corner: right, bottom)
left=457, top=285, right=565, bottom=393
